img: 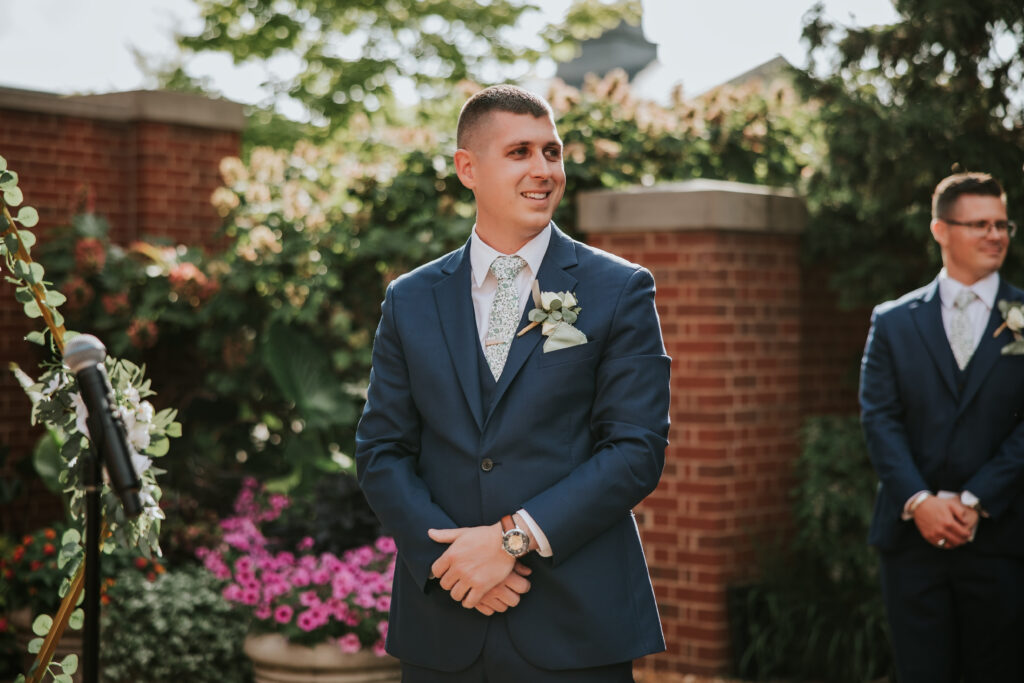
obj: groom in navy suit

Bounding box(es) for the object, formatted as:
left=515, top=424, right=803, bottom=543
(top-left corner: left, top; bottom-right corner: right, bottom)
left=355, top=85, right=670, bottom=681
left=860, top=172, right=1024, bottom=682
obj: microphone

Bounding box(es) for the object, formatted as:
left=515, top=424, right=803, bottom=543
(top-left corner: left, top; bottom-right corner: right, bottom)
left=64, top=334, right=143, bottom=517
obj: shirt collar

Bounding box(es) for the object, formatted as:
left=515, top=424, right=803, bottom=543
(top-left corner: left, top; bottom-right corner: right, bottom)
left=470, top=223, right=552, bottom=287
left=937, top=268, right=1000, bottom=309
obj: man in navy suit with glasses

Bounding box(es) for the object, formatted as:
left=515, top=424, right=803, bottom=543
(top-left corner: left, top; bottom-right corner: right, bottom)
left=860, top=172, right=1024, bottom=681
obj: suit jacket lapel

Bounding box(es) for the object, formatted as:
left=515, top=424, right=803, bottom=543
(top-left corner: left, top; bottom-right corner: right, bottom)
left=485, top=227, right=579, bottom=427
left=958, top=280, right=1014, bottom=413
left=434, top=242, right=485, bottom=431
left=910, top=280, right=958, bottom=398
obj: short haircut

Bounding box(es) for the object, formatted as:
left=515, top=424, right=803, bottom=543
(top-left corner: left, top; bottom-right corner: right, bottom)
left=932, top=172, right=1005, bottom=218
left=457, top=85, right=553, bottom=150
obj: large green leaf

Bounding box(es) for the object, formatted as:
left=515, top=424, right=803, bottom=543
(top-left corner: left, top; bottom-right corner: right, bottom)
left=260, top=323, right=354, bottom=430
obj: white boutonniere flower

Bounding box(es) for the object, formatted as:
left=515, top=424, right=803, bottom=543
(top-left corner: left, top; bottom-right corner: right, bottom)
left=994, top=300, right=1024, bottom=355
left=517, top=281, right=588, bottom=351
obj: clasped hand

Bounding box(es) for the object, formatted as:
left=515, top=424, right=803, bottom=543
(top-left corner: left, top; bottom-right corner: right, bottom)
left=913, top=496, right=979, bottom=549
left=428, top=523, right=531, bottom=615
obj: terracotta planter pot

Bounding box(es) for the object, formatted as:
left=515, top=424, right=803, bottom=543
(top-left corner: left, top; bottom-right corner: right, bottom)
left=244, top=633, right=401, bottom=683
left=10, top=607, right=84, bottom=683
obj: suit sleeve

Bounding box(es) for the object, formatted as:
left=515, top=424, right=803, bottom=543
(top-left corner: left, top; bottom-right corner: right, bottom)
left=520, top=267, right=671, bottom=563
left=962, top=406, right=1024, bottom=519
left=859, top=306, right=930, bottom=511
left=355, top=280, right=457, bottom=589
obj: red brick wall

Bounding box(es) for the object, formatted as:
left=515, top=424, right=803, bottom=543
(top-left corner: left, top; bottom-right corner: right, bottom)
left=586, top=229, right=807, bottom=674
left=0, top=91, right=241, bottom=536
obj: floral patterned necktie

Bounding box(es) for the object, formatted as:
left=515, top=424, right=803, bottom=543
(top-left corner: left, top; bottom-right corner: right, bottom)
left=951, top=289, right=978, bottom=370
left=484, top=255, right=526, bottom=380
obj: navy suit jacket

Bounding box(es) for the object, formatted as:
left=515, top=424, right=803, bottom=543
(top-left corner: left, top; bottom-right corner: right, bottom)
left=859, top=277, right=1024, bottom=554
left=355, top=226, right=670, bottom=671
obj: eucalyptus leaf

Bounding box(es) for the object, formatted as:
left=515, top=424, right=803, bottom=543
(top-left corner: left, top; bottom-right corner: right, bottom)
left=46, top=289, right=67, bottom=306
left=563, top=309, right=578, bottom=324
left=16, top=206, right=39, bottom=227
left=23, top=299, right=42, bottom=318
left=528, top=309, right=547, bottom=323
left=0, top=169, right=17, bottom=188
left=166, top=421, right=182, bottom=438
left=4, top=186, right=23, bottom=206
left=69, top=608, right=84, bottom=629
left=32, top=614, right=53, bottom=636
left=54, top=674, right=73, bottom=683
left=28, top=637, right=42, bottom=654
left=60, top=654, right=79, bottom=673
left=0, top=155, right=7, bottom=171
left=25, top=330, right=46, bottom=345
left=1000, top=341, right=1024, bottom=355
left=29, top=262, right=44, bottom=282
left=16, top=227, right=37, bottom=250
left=4, top=233, right=18, bottom=252
left=146, top=436, right=170, bottom=457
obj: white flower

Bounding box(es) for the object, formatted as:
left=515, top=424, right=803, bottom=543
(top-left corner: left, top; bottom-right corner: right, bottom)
left=1007, top=307, right=1024, bottom=332
left=71, top=392, right=91, bottom=438
left=118, top=405, right=152, bottom=452
left=123, top=386, right=141, bottom=407
left=131, top=451, right=152, bottom=477
left=43, top=373, right=68, bottom=397
left=136, top=400, right=155, bottom=423
left=251, top=423, right=271, bottom=443
left=562, top=292, right=577, bottom=308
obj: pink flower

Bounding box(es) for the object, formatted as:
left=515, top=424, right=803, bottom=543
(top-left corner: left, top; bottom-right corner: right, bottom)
left=296, top=609, right=320, bottom=632
left=373, top=639, right=388, bottom=657
left=274, top=605, right=294, bottom=624
left=299, top=590, right=320, bottom=607
left=375, top=595, right=391, bottom=612
left=337, top=633, right=361, bottom=654
left=375, top=537, right=397, bottom=554
left=297, top=536, right=315, bottom=551
left=377, top=620, right=388, bottom=638
left=254, top=605, right=272, bottom=620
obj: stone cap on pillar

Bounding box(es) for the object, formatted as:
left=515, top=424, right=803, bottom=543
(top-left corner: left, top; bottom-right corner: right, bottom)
left=578, top=178, right=806, bottom=234
left=0, top=86, right=244, bottom=131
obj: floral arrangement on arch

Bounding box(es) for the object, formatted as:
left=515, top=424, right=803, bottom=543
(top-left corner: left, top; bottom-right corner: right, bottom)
left=196, top=478, right=395, bottom=655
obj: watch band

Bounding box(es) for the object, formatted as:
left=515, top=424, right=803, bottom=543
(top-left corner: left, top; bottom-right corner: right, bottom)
left=501, top=514, right=515, bottom=532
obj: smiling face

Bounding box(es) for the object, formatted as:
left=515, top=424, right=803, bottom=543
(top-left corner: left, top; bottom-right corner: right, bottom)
left=454, top=111, right=566, bottom=253
left=931, top=193, right=1009, bottom=285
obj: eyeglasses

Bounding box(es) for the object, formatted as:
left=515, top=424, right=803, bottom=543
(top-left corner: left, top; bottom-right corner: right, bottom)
left=941, top=218, right=1018, bottom=238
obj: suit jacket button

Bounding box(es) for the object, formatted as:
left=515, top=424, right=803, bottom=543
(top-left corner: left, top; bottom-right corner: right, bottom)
left=481, top=458, right=494, bottom=472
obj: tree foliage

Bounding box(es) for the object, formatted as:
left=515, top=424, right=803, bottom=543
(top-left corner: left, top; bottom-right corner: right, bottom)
left=175, top=0, right=639, bottom=132
left=798, top=0, right=1024, bottom=308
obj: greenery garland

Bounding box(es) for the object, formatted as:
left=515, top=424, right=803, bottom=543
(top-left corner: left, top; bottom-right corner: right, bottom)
left=1, top=154, right=179, bottom=683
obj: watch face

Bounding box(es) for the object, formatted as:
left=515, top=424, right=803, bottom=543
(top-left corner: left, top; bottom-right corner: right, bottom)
left=503, top=529, right=529, bottom=557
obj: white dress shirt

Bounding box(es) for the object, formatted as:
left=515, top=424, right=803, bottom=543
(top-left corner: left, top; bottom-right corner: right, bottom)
left=469, top=223, right=554, bottom=557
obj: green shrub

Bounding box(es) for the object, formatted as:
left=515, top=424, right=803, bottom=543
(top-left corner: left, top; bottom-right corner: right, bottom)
left=730, top=415, right=893, bottom=682
left=101, top=566, right=250, bottom=683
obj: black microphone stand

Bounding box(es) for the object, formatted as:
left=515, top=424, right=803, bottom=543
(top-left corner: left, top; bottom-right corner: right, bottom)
left=81, top=440, right=103, bottom=683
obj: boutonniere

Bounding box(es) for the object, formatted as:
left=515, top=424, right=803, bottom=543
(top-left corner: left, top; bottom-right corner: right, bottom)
left=516, top=281, right=588, bottom=352
left=994, top=300, right=1024, bottom=355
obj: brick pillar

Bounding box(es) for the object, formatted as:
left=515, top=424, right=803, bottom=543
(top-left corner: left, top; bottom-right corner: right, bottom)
left=0, top=88, right=243, bottom=535
left=580, top=179, right=807, bottom=676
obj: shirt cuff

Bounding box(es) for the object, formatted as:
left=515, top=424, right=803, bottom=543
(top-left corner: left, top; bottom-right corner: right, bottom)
left=516, top=508, right=552, bottom=557
left=902, top=490, right=931, bottom=520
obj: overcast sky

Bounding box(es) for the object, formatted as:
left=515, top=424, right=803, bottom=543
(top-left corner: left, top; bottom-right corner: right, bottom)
left=2, top=0, right=899, bottom=107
